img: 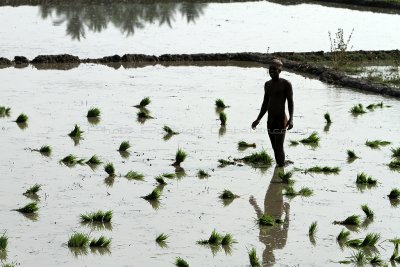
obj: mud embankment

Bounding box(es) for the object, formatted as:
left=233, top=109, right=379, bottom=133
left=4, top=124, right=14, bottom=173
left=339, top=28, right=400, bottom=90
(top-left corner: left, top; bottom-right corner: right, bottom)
left=1, top=51, right=400, bottom=98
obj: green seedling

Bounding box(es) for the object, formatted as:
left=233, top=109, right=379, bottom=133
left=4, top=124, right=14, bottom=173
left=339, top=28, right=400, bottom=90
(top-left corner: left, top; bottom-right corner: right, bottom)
left=197, top=229, right=223, bottom=245
left=369, top=256, right=383, bottom=265
left=89, top=236, right=111, bottom=247
left=238, top=141, right=256, bottom=149
left=388, top=189, right=400, bottom=200
left=221, top=233, right=236, bottom=246
left=392, top=147, right=400, bottom=158
left=60, top=154, right=85, bottom=166
left=215, top=99, right=229, bottom=109
left=337, top=229, right=351, bottom=243
left=289, top=140, right=299, bottom=146
left=155, top=176, right=167, bottom=185
left=163, top=125, right=178, bottom=135
left=155, top=233, right=168, bottom=244
left=361, top=204, right=374, bottom=219
left=125, top=171, right=144, bottom=181
left=299, top=132, right=320, bottom=146
left=309, top=221, right=317, bottom=237
left=356, top=172, right=377, bottom=185
left=162, top=173, right=175, bottom=179
left=334, top=215, right=361, bottom=226
left=218, top=159, right=235, bottom=167
left=240, top=150, right=273, bottom=167
left=137, top=111, right=153, bottom=120
left=257, top=213, right=282, bottom=226
left=350, top=104, right=366, bottom=115
left=219, top=189, right=239, bottom=199
left=347, top=150, right=358, bottom=160
left=306, top=166, right=340, bottom=174
left=345, top=238, right=362, bottom=248
left=68, top=124, right=83, bottom=138
left=135, top=97, right=151, bottom=108
left=365, top=140, right=391, bottom=149
left=68, top=233, right=90, bottom=247
left=0, top=233, right=7, bottom=251
left=0, top=106, right=11, bottom=117
left=15, top=202, right=38, bottom=214
left=173, top=148, right=187, bottom=166
left=219, top=111, right=227, bottom=126
left=349, top=251, right=367, bottom=264
left=197, top=170, right=210, bottom=178
left=248, top=248, right=261, bottom=267
left=283, top=186, right=313, bottom=197
left=142, top=188, right=161, bottom=200
left=87, top=107, right=100, bottom=118
left=2, top=263, right=15, bottom=267
left=118, top=141, right=130, bottom=152
left=23, top=184, right=41, bottom=196
left=324, top=112, right=332, bottom=123
left=175, top=257, right=189, bottom=267
left=15, top=113, right=28, bottom=123
left=32, top=145, right=51, bottom=156
left=104, top=163, right=115, bottom=176
left=80, top=210, right=112, bottom=223
left=360, top=233, right=380, bottom=247
left=86, top=155, right=102, bottom=165
left=278, top=170, right=294, bottom=184
left=389, top=160, right=400, bottom=171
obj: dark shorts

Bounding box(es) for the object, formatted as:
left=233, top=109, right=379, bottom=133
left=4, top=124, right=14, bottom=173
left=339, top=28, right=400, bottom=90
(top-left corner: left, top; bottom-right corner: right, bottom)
left=267, top=116, right=287, bottom=134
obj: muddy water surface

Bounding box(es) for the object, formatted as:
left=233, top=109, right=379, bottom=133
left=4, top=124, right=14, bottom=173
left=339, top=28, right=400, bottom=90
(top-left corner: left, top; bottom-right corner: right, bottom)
left=0, top=64, right=399, bottom=266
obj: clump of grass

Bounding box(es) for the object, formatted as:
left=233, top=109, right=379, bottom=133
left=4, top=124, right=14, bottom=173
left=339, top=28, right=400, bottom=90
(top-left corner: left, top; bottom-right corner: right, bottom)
left=197, top=230, right=223, bottom=245
left=356, top=173, right=377, bottom=185
left=89, top=236, right=111, bottom=247
left=0, top=233, right=8, bottom=251
left=118, top=141, right=130, bottom=152
left=142, top=188, right=161, bottom=200
left=15, top=113, right=28, bottom=123
left=173, top=148, right=187, bottom=166
left=361, top=204, right=374, bottom=219
left=349, top=251, right=367, bottom=264
left=0, top=106, right=11, bottom=117
left=241, top=149, right=273, bottom=167
left=218, top=159, right=235, bottom=167
left=155, top=176, right=167, bottom=185
left=289, top=140, right=299, bottom=146
left=68, top=124, right=83, bottom=138
left=347, top=150, right=358, bottom=160
left=155, top=233, right=168, bottom=244
left=125, top=171, right=144, bottom=181
left=306, top=166, right=340, bottom=174
left=365, top=139, right=391, bottom=149
left=60, top=154, right=85, bottom=166
left=309, top=221, right=317, bottom=237
left=163, top=125, right=178, bottom=135
left=257, top=213, right=283, bottom=226
left=391, top=147, right=400, bottom=158
left=337, top=229, right=351, bottom=243
left=219, top=112, right=227, bottom=126
left=15, top=202, right=38, bottom=213
left=334, top=215, right=361, bottom=226
left=389, top=160, right=400, bottom=171
left=219, top=189, right=239, bottom=199
left=221, top=233, right=236, bottom=246
left=137, top=110, right=153, bottom=120
left=33, top=145, right=52, bottom=156
left=86, top=155, right=102, bottom=165
left=248, top=248, right=261, bottom=267
left=298, top=187, right=313, bottom=197
left=162, top=173, right=175, bottom=179
left=369, top=256, right=383, bottom=265
left=215, top=99, right=229, bottom=109
left=68, top=233, right=90, bottom=247
left=136, top=97, right=151, bottom=108
left=238, top=141, right=256, bottom=149
left=388, top=189, right=400, bottom=200
left=175, top=257, right=189, bottom=267
left=23, top=184, right=41, bottom=196
left=350, top=104, right=366, bottom=115
left=299, top=132, right=319, bottom=146
left=87, top=107, right=100, bottom=118
left=324, top=112, right=332, bottom=123
left=360, top=233, right=380, bottom=247
left=104, top=163, right=115, bottom=176
left=278, top=170, right=294, bottom=184
left=80, top=210, right=112, bottom=223
left=197, top=169, right=210, bottom=178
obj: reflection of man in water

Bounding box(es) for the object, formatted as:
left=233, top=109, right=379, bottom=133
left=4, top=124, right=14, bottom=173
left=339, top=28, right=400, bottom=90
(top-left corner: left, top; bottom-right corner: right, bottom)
left=249, top=167, right=289, bottom=266
left=252, top=59, right=294, bottom=167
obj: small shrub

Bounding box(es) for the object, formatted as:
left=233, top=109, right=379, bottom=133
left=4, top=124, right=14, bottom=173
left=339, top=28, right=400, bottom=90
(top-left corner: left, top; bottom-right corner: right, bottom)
left=68, top=124, right=83, bottom=138
left=137, top=97, right=151, bottom=107
left=350, top=104, right=366, bottom=115
left=337, top=229, right=350, bottom=243
left=334, top=215, right=361, bottom=226
left=361, top=204, right=374, bottom=219
left=391, top=147, right=400, bottom=158
left=118, top=141, right=130, bottom=152
left=238, top=141, right=256, bottom=149
left=278, top=170, right=294, bottom=184
left=306, top=166, right=340, bottom=174
left=309, top=221, right=317, bottom=236
left=219, top=189, right=239, bottom=199
left=68, top=233, right=90, bottom=247
left=389, top=160, right=400, bottom=171
left=162, top=173, right=175, bottom=179
left=218, top=159, right=235, bottom=167
left=258, top=213, right=280, bottom=226
left=356, top=173, right=377, bottom=185
left=15, top=113, right=28, bottom=123
left=197, top=230, right=222, bottom=245
left=175, top=257, right=189, bottom=267
left=0, top=106, right=11, bottom=117
left=156, top=233, right=168, bottom=243
left=347, top=150, right=358, bottom=160
left=35, top=145, right=51, bottom=156
left=87, top=107, right=100, bottom=118
left=299, top=132, right=319, bottom=146
left=80, top=210, right=112, bottom=223
left=388, top=189, right=400, bottom=200
left=173, top=148, right=187, bottom=166
left=155, top=176, right=167, bottom=185
left=221, top=233, right=235, bottom=245
left=163, top=125, right=178, bottom=135
left=60, top=154, right=85, bottom=166
left=86, top=155, right=102, bottom=165
left=104, top=163, right=115, bottom=176
left=241, top=150, right=273, bottom=167
left=289, top=140, right=299, bottom=146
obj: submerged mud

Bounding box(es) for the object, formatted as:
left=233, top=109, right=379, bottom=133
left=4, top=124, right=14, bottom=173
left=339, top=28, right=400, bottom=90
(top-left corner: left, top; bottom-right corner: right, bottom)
left=1, top=50, right=400, bottom=97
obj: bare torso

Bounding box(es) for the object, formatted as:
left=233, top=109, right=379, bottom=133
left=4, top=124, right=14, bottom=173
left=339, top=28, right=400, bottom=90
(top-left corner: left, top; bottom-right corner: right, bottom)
left=265, top=78, right=291, bottom=129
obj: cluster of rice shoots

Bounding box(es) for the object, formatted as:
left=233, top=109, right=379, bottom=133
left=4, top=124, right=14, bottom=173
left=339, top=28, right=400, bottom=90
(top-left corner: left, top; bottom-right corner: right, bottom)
left=163, top=125, right=179, bottom=135
left=289, top=140, right=299, bottom=146
left=388, top=189, right=400, bottom=200
left=241, top=150, right=273, bottom=167
left=283, top=186, right=313, bottom=197
left=334, top=215, right=361, bottom=226
left=350, top=104, right=366, bottom=115
left=237, top=141, right=256, bottom=149
left=197, top=230, right=236, bottom=246
left=118, top=141, right=130, bottom=152
left=15, top=113, right=28, bottom=123
left=175, top=257, right=189, bottom=267
left=197, top=170, right=210, bottom=179
left=361, top=204, right=374, bottom=219
left=299, top=132, right=319, bottom=146
left=135, top=97, right=151, bottom=108
left=346, top=150, right=358, bottom=161
left=258, top=213, right=282, bottom=226
left=389, top=160, right=400, bottom=171
left=173, top=148, right=187, bottom=166
left=87, top=107, right=100, bottom=118
left=324, top=112, right=332, bottom=123
left=392, top=147, right=400, bottom=158
left=68, top=124, right=83, bottom=138
left=219, top=189, right=239, bottom=200
left=142, top=188, right=161, bottom=200
left=0, top=233, right=8, bottom=251
left=89, top=236, right=111, bottom=247
left=218, top=159, right=235, bottom=168
left=23, top=184, right=41, bottom=196
left=306, top=166, right=340, bottom=174
left=278, top=170, right=294, bottom=184
left=125, top=171, right=144, bottom=181
left=80, top=210, right=112, bottom=223
left=366, top=102, right=384, bottom=110
left=104, top=162, right=115, bottom=176
left=0, top=106, right=11, bottom=117
left=161, top=173, right=175, bottom=179
left=356, top=173, right=377, bottom=185
left=390, top=239, right=400, bottom=262
left=219, top=112, right=227, bottom=126
left=248, top=248, right=261, bottom=267
left=365, top=139, right=391, bottom=149
left=15, top=202, right=38, bottom=214
left=86, top=155, right=102, bottom=165
left=155, top=233, right=168, bottom=244
left=215, top=99, right=229, bottom=109
left=60, top=154, right=85, bottom=166
left=346, top=233, right=380, bottom=248
left=309, top=221, right=317, bottom=237
left=137, top=110, right=153, bottom=122
left=155, top=176, right=167, bottom=185
left=67, top=233, right=90, bottom=247
left=337, top=229, right=351, bottom=243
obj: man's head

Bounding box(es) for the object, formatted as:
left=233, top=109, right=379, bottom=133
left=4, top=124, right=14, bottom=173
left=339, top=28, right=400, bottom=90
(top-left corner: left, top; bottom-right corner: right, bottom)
left=269, top=59, right=283, bottom=80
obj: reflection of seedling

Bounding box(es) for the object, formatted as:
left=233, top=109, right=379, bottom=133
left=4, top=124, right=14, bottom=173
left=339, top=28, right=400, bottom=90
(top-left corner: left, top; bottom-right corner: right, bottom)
left=118, top=141, right=130, bottom=152
left=86, top=155, right=102, bottom=165
left=347, top=150, right=358, bottom=160
left=306, top=166, right=340, bottom=174
left=219, top=190, right=239, bottom=199
left=68, top=124, right=83, bottom=138
left=87, top=107, right=100, bottom=118
left=365, top=140, right=391, bottom=149
left=23, top=184, right=41, bottom=196
left=80, top=210, right=112, bottom=223
left=289, top=140, right=299, bottom=146
left=173, top=148, right=187, bottom=166
left=0, top=233, right=8, bottom=251
left=391, top=147, right=400, bottom=158
left=248, top=248, right=261, bottom=267
left=68, top=233, right=90, bottom=247
left=334, top=215, right=361, bottom=226
left=90, top=236, right=111, bottom=247
left=155, top=176, right=167, bottom=185
left=299, top=132, right=319, bottom=146
left=388, top=189, right=400, bottom=200
left=309, top=221, right=317, bottom=237
left=197, top=170, right=210, bottom=178
left=389, top=160, right=400, bottom=171
left=125, top=171, right=144, bottom=181
left=356, top=173, right=377, bottom=185
left=142, top=188, right=161, bottom=200
left=104, top=163, right=115, bottom=176
left=278, top=170, right=294, bottom=184
left=0, top=106, right=11, bottom=117
left=15, top=113, right=28, bottom=123
left=350, top=104, right=366, bottom=115
left=240, top=150, right=273, bottom=167
left=215, top=99, right=229, bottom=109
left=337, top=229, right=350, bottom=243
left=324, top=113, right=332, bottom=123
left=361, top=204, right=374, bottom=219
left=218, top=159, right=235, bottom=167
left=175, top=257, right=189, bottom=267
left=16, top=202, right=38, bottom=213
left=219, top=112, right=227, bottom=126
left=238, top=141, right=256, bottom=149
left=137, top=111, right=153, bottom=120
left=162, top=173, right=175, bottom=179
left=135, top=97, right=151, bottom=108
left=163, top=125, right=178, bottom=135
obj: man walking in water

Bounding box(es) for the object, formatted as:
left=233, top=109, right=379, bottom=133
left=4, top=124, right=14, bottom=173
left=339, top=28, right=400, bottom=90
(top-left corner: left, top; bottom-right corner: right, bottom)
left=251, top=59, right=294, bottom=167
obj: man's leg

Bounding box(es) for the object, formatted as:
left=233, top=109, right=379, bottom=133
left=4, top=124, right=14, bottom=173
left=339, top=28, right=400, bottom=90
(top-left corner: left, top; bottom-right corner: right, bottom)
left=274, top=130, right=286, bottom=167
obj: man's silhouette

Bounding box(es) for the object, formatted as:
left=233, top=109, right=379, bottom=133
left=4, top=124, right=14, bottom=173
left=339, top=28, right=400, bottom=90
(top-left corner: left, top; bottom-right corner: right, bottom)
left=252, top=59, right=294, bottom=167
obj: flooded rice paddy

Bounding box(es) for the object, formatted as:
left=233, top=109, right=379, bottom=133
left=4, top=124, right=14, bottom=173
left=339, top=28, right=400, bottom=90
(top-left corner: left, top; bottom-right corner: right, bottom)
left=1, top=1, right=400, bottom=58
left=0, top=63, right=399, bottom=266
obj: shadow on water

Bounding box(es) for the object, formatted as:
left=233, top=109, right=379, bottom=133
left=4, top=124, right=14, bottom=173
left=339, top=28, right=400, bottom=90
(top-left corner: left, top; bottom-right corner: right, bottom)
left=249, top=166, right=289, bottom=267
left=38, top=2, right=208, bottom=40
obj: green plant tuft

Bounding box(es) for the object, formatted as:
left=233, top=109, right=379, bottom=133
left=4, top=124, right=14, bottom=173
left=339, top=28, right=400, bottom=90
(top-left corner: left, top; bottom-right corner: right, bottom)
left=162, top=173, right=175, bottom=179
left=197, top=229, right=223, bottom=245
left=369, top=256, right=383, bottom=265
left=360, top=233, right=380, bottom=247
left=309, top=221, right=317, bottom=236
left=392, top=147, right=400, bottom=158
left=155, top=233, right=168, bottom=243
left=356, top=173, right=377, bottom=185
left=174, top=148, right=187, bottom=165
left=361, top=204, right=374, bottom=219
left=219, top=189, right=239, bottom=199
left=238, top=141, right=256, bottom=149
left=289, top=140, right=299, bottom=146
left=138, top=97, right=151, bottom=107
left=125, top=171, right=144, bottom=181
left=335, top=215, right=360, bottom=226
left=118, top=141, right=130, bottom=152
left=197, top=170, right=210, bottom=178
left=218, top=159, right=235, bottom=167
left=306, top=166, right=340, bottom=174
left=0, top=233, right=8, bottom=251
left=68, top=233, right=90, bottom=247
left=388, top=160, right=400, bottom=171
left=388, top=189, right=400, bottom=199
left=90, top=236, right=111, bottom=247
left=298, top=187, right=313, bottom=197
left=80, top=210, right=112, bottom=223
left=104, top=163, right=115, bottom=176
left=278, top=170, right=294, bottom=184
left=215, top=99, right=228, bottom=109
left=299, top=132, right=319, bottom=146
left=16, top=202, right=38, bottom=213
left=60, top=154, right=85, bottom=166
left=68, top=124, right=83, bottom=138
left=87, top=107, right=100, bottom=118
left=142, top=188, right=161, bottom=200
left=221, top=233, right=236, bottom=246
left=257, top=213, right=281, bottom=226
left=137, top=110, right=153, bottom=120
left=219, top=111, right=227, bottom=126
left=0, top=106, right=11, bottom=117
left=350, top=104, right=366, bottom=115
left=350, top=251, right=366, bottom=264
left=248, top=248, right=261, bottom=267
left=23, top=184, right=41, bottom=196
left=163, top=125, right=178, bottom=135
left=175, top=257, right=189, bottom=267
left=38, top=145, right=51, bottom=155
left=15, top=113, right=28, bottom=123
left=337, top=229, right=350, bottom=243
left=86, top=155, right=102, bottom=165
left=155, top=176, right=167, bottom=185
left=365, top=139, right=391, bottom=149
left=241, top=150, right=273, bottom=167
left=324, top=112, right=332, bottom=123
left=347, top=150, right=358, bottom=160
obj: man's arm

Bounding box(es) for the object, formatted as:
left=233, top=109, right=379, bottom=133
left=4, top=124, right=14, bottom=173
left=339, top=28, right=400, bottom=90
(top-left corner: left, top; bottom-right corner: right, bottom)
left=286, top=81, right=294, bottom=130
left=251, top=83, right=269, bottom=129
